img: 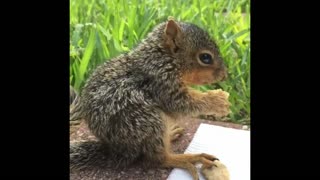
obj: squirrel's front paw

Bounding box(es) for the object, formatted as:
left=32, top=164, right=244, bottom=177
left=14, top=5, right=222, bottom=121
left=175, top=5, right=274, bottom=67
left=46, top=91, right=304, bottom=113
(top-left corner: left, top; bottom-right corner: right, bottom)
left=201, top=160, right=230, bottom=180
left=205, top=89, right=231, bottom=117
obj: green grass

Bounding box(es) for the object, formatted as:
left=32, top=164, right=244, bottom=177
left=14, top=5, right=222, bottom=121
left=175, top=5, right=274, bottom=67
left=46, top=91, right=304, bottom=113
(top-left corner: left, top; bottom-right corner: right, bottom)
left=70, top=0, right=250, bottom=124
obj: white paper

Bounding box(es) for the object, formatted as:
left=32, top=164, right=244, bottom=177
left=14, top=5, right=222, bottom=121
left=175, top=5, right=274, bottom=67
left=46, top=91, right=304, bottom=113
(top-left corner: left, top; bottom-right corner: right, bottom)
left=167, top=123, right=250, bottom=180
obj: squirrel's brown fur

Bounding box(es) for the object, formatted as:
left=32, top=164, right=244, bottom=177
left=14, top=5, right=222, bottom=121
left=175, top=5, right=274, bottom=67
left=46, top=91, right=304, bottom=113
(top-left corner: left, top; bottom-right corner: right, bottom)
left=70, top=17, right=230, bottom=180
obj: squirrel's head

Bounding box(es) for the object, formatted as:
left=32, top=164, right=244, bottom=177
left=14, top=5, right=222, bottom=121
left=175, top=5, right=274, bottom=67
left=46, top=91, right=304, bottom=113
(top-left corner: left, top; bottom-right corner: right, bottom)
left=160, top=18, right=228, bottom=85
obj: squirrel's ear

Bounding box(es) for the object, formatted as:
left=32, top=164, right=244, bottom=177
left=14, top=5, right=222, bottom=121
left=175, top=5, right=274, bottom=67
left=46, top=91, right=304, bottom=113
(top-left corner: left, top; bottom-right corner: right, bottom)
left=164, top=19, right=181, bottom=40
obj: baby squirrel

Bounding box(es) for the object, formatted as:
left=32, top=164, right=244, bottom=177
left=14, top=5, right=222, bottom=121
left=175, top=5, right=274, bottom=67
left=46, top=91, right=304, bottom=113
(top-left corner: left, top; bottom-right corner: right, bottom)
left=70, top=17, right=231, bottom=180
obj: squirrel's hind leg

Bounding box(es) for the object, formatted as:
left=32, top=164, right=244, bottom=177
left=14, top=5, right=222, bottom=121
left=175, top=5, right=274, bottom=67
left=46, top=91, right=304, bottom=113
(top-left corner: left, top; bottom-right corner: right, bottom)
left=144, top=113, right=218, bottom=180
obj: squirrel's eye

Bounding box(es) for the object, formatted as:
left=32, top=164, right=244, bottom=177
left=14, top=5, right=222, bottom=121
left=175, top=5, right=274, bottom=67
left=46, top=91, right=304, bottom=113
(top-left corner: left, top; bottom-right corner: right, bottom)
left=199, top=53, right=213, bottom=64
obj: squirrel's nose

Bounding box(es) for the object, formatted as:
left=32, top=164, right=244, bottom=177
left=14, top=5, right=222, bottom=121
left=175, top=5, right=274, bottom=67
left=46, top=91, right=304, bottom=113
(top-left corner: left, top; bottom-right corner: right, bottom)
left=221, top=72, right=228, bottom=81
left=220, top=66, right=228, bottom=81
left=213, top=63, right=228, bottom=81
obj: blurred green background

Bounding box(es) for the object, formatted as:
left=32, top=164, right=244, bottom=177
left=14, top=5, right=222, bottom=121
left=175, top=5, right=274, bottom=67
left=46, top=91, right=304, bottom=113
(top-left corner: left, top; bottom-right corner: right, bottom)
left=70, top=0, right=250, bottom=124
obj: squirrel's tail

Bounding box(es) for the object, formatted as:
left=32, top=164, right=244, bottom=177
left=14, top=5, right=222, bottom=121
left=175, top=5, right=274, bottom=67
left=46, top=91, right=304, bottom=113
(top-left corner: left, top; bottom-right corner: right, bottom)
left=70, top=86, right=85, bottom=134
left=70, top=86, right=83, bottom=122
left=69, top=87, right=108, bottom=171
left=70, top=141, right=113, bottom=171
left=69, top=87, right=111, bottom=170
left=70, top=141, right=147, bottom=171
